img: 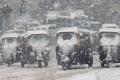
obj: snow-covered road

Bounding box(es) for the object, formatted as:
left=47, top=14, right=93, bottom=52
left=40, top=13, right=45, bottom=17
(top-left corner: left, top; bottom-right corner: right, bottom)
left=0, top=62, right=120, bottom=80
left=0, top=46, right=120, bottom=80
left=0, top=55, right=120, bottom=80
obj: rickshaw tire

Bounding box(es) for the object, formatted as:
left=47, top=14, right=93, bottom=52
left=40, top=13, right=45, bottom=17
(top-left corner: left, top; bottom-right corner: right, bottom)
left=7, top=62, right=11, bottom=67
left=101, top=62, right=105, bottom=67
left=62, top=62, right=71, bottom=70
left=7, top=59, right=13, bottom=67
left=56, top=55, right=61, bottom=65
left=62, top=63, right=67, bottom=70
left=44, top=61, right=48, bottom=67
left=106, top=62, right=112, bottom=68
left=21, top=61, right=25, bottom=68
left=44, top=60, right=48, bottom=67
left=88, top=56, right=93, bottom=68
left=88, top=63, right=93, bottom=68
left=38, top=60, right=42, bottom=68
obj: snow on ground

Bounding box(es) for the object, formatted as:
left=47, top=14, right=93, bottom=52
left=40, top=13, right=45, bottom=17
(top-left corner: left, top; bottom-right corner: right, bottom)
left=0, top=46, right=120, bottom=80
left=1, top=63, right=120, bottom=80
left=57, top=72, right=97, bottom=80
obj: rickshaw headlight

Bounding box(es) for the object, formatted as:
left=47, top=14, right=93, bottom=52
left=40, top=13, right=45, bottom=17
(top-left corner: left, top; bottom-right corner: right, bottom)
left=61, top=55, right=70, bottom=62
left=36, top=53, right=43, bottom=60
left=81, top=51, right=83, bottom=53
left=30, top=52, right=35, bottom=56
left=45, top=47, right=49, bottom=51
left=38, top=53, right=42, bottom=57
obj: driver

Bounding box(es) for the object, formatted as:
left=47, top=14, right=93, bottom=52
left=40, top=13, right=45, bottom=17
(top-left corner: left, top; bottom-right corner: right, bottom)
left=16, top=37, right=33, bottom=61
left=98, top=46, right=107, bottom=61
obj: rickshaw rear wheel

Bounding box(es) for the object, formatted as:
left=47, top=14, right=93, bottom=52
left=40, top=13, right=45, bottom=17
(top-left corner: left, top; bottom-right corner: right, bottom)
left=62, top=62, right=71, bottom=70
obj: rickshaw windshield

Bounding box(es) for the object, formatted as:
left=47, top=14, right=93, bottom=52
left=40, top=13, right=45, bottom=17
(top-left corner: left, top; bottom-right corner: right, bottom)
left=100, top=32, right=119, bottom=39
left=28, top=34, right=48, bottom=43
left=80, top=33, right=90, bottom=40
left=2, top=37, right=17, bottom=44
left=57, top=32, right=76, bottom=40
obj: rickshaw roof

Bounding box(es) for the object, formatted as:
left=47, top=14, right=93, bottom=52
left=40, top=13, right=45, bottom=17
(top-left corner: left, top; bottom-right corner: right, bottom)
left=102, top=23, right=118, bottom=28
left=79, top=29, right=91, bottom=34
left=99, top=28, right=120, bottom=33
left=1, top=33, right=19, bottom=39
left=56, top=27, right=79, bottom=34
left=80, top=29, right=97, bottom=34
left=24, top=30, right=48, bottom=38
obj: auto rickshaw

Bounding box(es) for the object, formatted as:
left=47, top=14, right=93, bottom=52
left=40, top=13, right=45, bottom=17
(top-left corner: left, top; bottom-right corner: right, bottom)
left=1, top=32, right=19, bottom=66
left=55, top=27, right=93, bottom=70
left=98, top=24, right=120, bottom=67
left=20, top=30, right=50, bottom=67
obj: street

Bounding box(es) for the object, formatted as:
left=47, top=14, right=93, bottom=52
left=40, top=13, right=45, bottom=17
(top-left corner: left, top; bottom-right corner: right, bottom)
left=0, top=46, right=120, bottom=80
left=0, top=58, right=120, bottom=80
left=0, top=0, right=120, bottom=80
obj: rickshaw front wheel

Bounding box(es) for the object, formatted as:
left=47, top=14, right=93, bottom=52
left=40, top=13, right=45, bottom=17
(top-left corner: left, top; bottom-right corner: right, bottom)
left=101, top=62, right=105, bottom=67
left=106, top=62, right=112, bottom=68
left=88, top=54, right=93, bottom=68
left=43, top=60, right=48, bottom=67
left=21, top=61, right=25, bottom=67
left=88, top=58, right=93, bottom=68
left=38, top=60, right=42, bottom=68
left=62, top=62, right=71, bottom=70
left=6, top=57, right=14, bottom=67
left=7, top=60, right=13, bottom=67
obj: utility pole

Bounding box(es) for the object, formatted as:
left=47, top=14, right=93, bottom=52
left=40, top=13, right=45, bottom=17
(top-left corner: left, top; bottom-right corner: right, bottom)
left=19, top=0, right=28, bottom=32
left=19, top=0, right=27, bottom=16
